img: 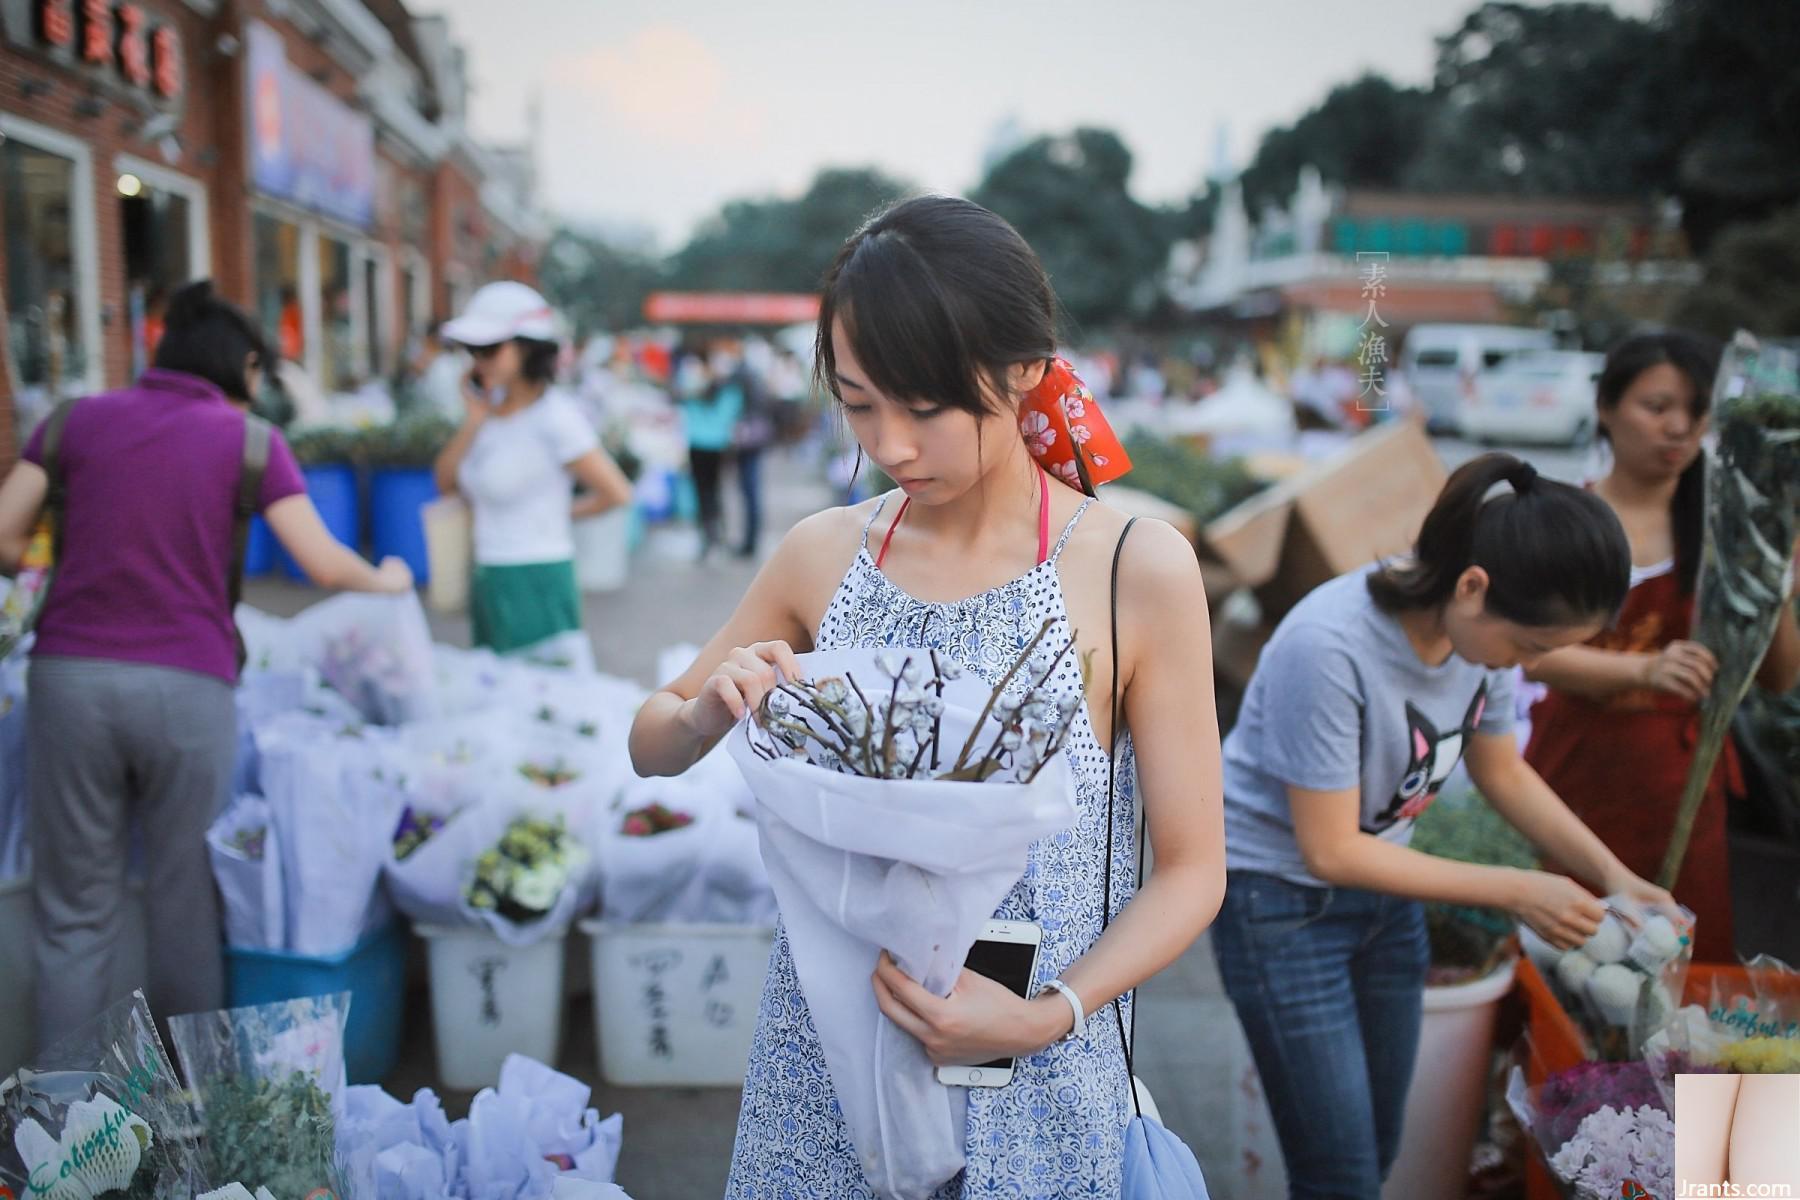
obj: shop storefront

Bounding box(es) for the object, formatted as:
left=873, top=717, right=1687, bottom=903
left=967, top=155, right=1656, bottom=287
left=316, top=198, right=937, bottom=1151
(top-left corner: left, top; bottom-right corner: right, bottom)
left=244, top=17, right=381, bottom=393
left=0, top=0, right=204, bottom=437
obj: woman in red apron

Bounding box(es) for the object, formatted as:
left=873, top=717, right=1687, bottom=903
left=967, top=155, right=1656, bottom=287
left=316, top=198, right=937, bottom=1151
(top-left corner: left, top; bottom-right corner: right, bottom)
left=1525, top=332, right=1800, bottom=963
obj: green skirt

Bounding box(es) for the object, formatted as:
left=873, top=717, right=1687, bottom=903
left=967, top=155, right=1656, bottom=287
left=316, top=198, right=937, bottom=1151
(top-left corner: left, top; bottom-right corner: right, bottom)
left=470, top=559, right=583, bottom=654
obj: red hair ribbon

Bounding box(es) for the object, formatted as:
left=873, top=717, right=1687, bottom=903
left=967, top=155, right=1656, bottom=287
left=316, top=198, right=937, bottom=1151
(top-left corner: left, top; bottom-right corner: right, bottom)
left=1018, top=357, right=1131, bottom=495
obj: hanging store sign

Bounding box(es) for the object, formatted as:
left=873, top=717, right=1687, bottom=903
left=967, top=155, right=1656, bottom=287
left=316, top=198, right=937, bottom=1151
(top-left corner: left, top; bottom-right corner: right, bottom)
left=245, top=19, right=374, bottom=229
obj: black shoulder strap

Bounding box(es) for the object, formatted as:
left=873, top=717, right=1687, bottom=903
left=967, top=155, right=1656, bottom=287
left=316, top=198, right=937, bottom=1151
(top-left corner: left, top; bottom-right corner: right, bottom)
left=229, top=416, right=272, bottom=671
left=1101, top=516, right=1141, bottom=1116
left=38, top=399, right=81, bottom=559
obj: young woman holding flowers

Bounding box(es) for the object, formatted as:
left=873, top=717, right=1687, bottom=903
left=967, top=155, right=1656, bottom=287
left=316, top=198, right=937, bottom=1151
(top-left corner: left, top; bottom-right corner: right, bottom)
left=1523, top=332, right=1800, bottom=963
left=1212, top=452, right=1680, bottom=1199
left=630, top=195, right=1226, bottom=1197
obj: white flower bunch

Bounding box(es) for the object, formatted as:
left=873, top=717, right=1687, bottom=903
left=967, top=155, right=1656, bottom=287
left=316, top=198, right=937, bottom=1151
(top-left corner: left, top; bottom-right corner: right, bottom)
left=1523, top=900, right=1694, bottom=1061
left=750, top=619, right=1083, bottom=784
left=1546, top=1104, right=1673, bottom=1200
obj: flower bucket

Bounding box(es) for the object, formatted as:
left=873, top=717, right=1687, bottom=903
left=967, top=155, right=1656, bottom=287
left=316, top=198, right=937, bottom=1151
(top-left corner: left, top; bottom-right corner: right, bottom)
left=279, top=463, right=360, bottom=582
left=418, top=923, right=567, bottom=1090
left=225, top=918, right=408, bottom=1084
left=371, top=467, right=438, bottom=584
left=582, top=919, right=772, bottom=1087
left=574, top=507, right=631, bottom=593
left=1382, top=957, right=1517, bottom=1200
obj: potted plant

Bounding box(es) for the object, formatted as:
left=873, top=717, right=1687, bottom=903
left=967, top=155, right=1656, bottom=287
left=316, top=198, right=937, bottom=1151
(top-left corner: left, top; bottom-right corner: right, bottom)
left=1381, top=784, right=1531, bottom=1200
left=361, top=415, right=455, bottom=585
left=277, top=426, right=363, bottom=582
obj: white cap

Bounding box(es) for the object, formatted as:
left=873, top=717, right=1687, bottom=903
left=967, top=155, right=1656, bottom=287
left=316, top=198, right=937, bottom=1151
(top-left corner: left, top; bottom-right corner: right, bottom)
left=441, top=281, right=560, bottom=346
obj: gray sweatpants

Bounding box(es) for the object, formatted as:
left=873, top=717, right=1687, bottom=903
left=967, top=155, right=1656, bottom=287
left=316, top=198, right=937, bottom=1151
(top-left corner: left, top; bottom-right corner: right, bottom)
left=27, top=656, right=235, bottom=1049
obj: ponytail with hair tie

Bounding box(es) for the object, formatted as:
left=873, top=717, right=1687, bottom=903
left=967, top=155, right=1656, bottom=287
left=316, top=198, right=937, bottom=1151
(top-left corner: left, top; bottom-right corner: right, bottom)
left=1368, top=451, right=1631, bottom=628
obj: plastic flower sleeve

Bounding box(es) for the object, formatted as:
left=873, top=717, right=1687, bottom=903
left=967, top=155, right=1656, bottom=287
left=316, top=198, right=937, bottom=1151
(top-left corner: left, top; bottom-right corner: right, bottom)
left=1505, top=1062, right=1675, bottom=1200
left=1660, top=332, right=1800, bottom=888
left=1519, top=895, right=1694, bottom=1061
left=167, top=995, right=351, bottom=1200
left=0, top=991, right=205, bottom=1200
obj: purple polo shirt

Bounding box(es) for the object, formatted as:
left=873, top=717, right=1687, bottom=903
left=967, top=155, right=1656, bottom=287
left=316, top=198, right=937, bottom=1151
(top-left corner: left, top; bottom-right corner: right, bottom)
left=22, top=368, right=306, bottom=683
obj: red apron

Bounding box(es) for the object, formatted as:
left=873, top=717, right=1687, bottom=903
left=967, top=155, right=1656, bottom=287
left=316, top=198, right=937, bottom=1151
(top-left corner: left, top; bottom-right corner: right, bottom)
left=1523, top=568, right=1742, bottom=963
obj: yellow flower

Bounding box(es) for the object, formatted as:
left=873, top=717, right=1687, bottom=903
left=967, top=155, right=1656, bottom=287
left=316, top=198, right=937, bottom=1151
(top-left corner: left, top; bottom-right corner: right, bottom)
left=1717, top=1036, right=1800, bottom=1074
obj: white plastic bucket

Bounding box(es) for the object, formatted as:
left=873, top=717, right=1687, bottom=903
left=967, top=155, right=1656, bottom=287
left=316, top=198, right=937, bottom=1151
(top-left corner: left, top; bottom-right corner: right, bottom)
left=418, top=923, right=566, bottom=1090
left=582, top=920, right=772, bottom=1087
left=1382, top=957, right=1518, bottom=1200
left=422, top=496, right=472, bottom=614
left=1, top=875, right=150, bottom=1076
left=574, top=507, right=631, bottom=593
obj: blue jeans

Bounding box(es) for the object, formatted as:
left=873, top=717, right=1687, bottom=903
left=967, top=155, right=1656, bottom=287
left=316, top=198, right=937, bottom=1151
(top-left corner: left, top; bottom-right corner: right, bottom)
left=1211, top=869, right=1429, bottom=1199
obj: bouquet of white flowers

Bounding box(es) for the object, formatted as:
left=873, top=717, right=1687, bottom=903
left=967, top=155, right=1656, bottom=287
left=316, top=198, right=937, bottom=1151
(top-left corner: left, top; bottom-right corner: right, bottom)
left=727, top=633, right=1081, bottom=1200
left=458, top=811, right=591, bottom=945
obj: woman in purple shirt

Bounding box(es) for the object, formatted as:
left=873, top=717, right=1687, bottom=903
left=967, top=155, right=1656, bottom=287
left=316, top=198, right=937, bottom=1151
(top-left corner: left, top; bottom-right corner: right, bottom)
left=0, top=281, right=410, bottom=1047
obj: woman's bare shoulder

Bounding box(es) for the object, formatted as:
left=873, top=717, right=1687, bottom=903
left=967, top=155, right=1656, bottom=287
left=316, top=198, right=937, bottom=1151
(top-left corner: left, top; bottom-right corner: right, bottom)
left=1070, top=500, right=1207, bottom=598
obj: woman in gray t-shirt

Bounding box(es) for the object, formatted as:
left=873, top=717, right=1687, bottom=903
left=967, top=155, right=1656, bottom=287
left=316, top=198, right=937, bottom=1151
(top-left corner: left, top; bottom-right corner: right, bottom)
left=1212, top=451, right=1679, bottom=1198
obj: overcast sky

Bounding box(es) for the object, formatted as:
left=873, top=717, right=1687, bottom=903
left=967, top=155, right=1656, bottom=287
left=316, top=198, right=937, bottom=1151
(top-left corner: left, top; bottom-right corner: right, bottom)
left=425, top=0, right=1655, bottom=249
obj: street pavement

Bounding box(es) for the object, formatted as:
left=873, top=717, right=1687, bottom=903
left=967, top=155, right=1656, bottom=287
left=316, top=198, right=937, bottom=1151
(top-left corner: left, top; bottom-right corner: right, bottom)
left=241, top=433, right=1598, bottom=1199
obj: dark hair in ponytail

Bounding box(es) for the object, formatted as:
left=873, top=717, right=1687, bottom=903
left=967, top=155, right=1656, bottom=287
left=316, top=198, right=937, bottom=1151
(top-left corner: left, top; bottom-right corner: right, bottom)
left=1368, top=452, right=1631, bottom=627
left=153, top=279, right=271, bottom=403
left=1594, top=331, right=1721, bottom=594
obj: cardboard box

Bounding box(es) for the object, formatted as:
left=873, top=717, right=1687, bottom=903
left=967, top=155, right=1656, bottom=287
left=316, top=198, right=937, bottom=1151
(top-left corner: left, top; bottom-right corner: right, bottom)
left=1100, top=483, right=1240, bottom=610
left=1200, top=421, right=1447, bottom=622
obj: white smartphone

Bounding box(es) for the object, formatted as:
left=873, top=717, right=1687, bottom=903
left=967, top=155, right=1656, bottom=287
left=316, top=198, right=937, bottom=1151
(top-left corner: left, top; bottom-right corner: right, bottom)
left=935, top=919, right=1043, bottom=1089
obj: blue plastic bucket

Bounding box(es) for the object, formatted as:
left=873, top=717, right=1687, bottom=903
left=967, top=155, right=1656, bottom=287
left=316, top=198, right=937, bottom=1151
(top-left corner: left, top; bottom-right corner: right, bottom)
left=370, top=467, right=437, bottom=584
left=225, top=920, right=408, bottom=1084
left=279, top=463, right=359, bottom=582
left=243, top=515, right=275, bottom=577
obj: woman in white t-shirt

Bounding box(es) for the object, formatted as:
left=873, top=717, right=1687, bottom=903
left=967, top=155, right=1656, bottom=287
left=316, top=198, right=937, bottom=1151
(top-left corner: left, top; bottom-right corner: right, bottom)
left=433, top=283, right=634, bottom=652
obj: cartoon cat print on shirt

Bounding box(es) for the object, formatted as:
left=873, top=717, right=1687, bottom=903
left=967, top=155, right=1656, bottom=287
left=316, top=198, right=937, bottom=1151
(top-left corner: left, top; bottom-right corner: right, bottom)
left=1363, top=681, right=1489, bottom=835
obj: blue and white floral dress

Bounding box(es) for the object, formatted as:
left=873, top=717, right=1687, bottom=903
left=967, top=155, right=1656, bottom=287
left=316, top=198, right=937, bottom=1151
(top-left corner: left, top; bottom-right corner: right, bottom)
left=725, top=494, right=1138, bottom=1199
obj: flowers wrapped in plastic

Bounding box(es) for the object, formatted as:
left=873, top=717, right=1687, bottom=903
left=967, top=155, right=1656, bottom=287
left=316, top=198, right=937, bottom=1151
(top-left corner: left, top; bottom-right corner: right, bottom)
left=1517, top=895, right=1695, bottom=1060
left=0, top=991, right=205, bottom=1199
left=1507, top=1059, right=1676, bottom=1200
left=1640, top=954, right=1800, bottom=1104
left=725, top=635, right=1082, bottom=1200
left=336, top=1053, right=629, bottom=1199
left=1660, top=332, right=1800, bottom=888
left=168, top=994, right=351, bottom=1200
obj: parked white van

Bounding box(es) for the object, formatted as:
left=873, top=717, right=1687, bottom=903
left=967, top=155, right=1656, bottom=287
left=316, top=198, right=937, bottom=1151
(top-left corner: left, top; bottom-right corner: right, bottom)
left=1461, top=350, right=1606, bottom=446
left=1400, top=324, right=1556, bottom=434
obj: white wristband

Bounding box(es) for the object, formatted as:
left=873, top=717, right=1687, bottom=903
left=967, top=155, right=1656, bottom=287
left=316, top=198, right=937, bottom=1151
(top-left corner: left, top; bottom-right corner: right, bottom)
left=1040, top=978, right=1086, bottom=1043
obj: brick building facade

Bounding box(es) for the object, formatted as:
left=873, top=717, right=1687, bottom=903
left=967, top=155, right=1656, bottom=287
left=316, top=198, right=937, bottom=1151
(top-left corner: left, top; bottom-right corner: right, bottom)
left=0, top=0, right=541, bottom=467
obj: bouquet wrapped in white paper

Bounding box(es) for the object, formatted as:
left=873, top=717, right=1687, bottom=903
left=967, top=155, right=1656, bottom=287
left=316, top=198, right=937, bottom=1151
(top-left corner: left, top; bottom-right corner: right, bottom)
left=593, top=773, right=775, bottom=926
left=726, top=638, right=1081, bottom=1200
left=290, top=592, right=438, bottom=726
left=256, top=714, right=404, bottom=954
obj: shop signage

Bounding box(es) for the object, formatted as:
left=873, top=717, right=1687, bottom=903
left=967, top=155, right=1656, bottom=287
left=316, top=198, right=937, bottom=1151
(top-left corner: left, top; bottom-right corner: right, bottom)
left=643, top=292, right=822, bottom=325
left=245, top=19, right=373, bottom=229
left=1, top=0, right=184, bottom=106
